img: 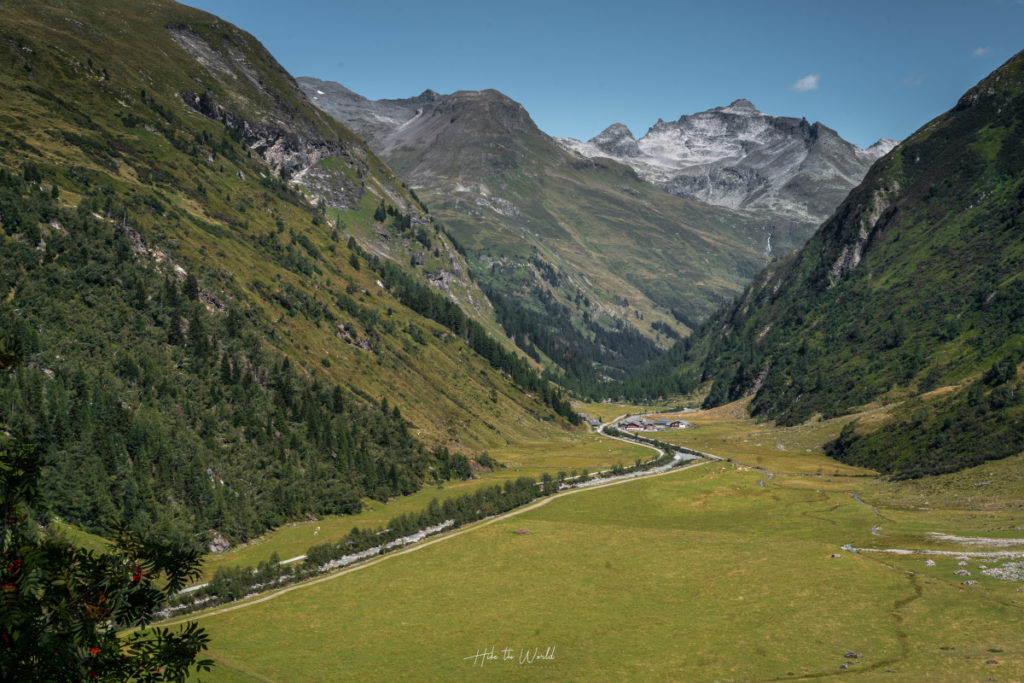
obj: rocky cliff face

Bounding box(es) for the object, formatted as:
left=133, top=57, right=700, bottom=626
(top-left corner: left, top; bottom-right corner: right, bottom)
left=168, top=27, right=373, bottom=211
left=557, top=99, right=897, bottom=228
left=298, top=79, right=445, bottom=148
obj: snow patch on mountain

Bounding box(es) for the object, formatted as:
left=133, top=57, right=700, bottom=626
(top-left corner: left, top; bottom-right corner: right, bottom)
left=557, top=100, right=898, bottom=226
left=857, top=138, right=900, bottom=160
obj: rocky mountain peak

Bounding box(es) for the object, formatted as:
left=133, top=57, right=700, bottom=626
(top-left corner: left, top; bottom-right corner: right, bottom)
left=599, top=122, right=634, bottom=136
left=557, top=100, right=899, bottom=229
left=437, top=89, right=538, bottom=136
left=297, top=81, right=544, bottom=180
left=864, top=138, right=900, bottom=156
left=717, top=98, right=760, bottom=115
left=589, top=123, right=640, bottom=157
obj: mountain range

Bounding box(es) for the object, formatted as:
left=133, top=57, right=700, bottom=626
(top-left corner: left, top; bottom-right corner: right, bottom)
left=298, top=78, right=892, bottom=391
left=557, top=99, right=897, bottom=230
left=1, top=0, right=1020, bottom=554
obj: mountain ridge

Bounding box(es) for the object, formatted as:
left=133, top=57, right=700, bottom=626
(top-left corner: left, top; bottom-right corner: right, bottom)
left=557, top=100, right=898, bottom=229
left=0, top=0, right=577, bottom=546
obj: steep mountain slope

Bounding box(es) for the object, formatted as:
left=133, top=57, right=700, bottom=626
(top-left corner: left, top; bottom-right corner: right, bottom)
left=300, top=78, right=791, bottom=391
left=558, top=99, right=897, bottom=235
left=0, top=0, right=576, bottom=546
left=671, top=50, right=1024, bottom=477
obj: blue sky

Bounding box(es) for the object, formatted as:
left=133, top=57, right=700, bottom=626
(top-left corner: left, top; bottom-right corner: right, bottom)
left=182, top=0, right=1023, bottom=148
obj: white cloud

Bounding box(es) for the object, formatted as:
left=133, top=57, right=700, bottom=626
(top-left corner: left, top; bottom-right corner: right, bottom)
left=972, top=46, right=992, bottom=57
left=789, top=74, right=820, bottom=92
left=903, top=76, right=923, bottom=87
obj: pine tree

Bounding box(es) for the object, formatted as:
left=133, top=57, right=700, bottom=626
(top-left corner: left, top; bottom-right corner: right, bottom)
left=162, top=277, right=179, bottom=310
left=220, top=351, right=234, bottom=385
left=183, top=273, right=199, bottom=301
left=167, top=312, right=184, bottom=346
left=188, top=309, right=211, bottom=361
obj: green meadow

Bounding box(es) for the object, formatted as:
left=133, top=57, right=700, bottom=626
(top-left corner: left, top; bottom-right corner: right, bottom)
left=197, top=430, right=652, bottom=580
left=181, top=404, right=1024, bottom=680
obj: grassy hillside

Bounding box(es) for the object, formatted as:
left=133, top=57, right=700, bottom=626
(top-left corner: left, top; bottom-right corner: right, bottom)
left=654, top=49, right=1024, bottom=476
left=0, top=0, right=578, bottom=547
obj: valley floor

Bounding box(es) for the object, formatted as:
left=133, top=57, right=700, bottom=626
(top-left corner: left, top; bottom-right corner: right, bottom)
left=181, top=403, right=1024, bottom=681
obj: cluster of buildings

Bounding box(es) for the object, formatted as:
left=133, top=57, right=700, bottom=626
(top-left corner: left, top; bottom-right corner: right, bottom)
left=615, top=417, right=693, bottom=432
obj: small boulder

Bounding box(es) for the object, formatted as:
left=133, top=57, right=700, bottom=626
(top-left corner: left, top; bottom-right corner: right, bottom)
left=208, top=530, right=231, bottom=554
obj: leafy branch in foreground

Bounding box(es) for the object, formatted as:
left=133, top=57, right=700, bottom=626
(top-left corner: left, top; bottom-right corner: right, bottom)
left=0, top=433, right=212, bottom=681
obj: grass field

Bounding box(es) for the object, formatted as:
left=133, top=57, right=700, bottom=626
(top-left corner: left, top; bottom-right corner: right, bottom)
left=181, top=404, right=1024, bottom=680
left=572, top=399, right=689, bottom=421
left=47, top=519, right=110, bottom=555
left=197, top=430, right=652, bottom=580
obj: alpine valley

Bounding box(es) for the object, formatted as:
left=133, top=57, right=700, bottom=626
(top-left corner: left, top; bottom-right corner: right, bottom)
left=298, top=78, right=894, bottom=393
left=2, top=0, right=1024, bottom=680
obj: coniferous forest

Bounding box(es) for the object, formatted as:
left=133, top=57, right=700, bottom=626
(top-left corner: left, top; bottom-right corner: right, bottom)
left=0, top=169, right=464, bottom=548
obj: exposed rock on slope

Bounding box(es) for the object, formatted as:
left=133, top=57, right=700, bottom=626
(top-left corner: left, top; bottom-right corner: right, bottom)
left=167, top=25, right=369, bottom=210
